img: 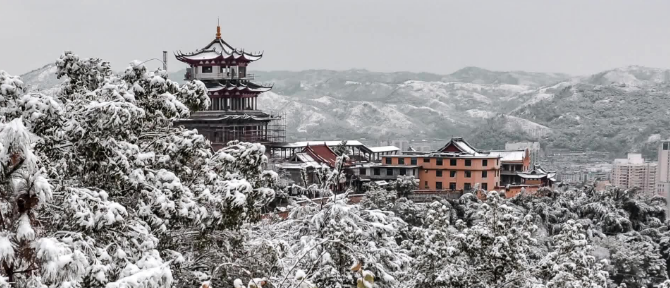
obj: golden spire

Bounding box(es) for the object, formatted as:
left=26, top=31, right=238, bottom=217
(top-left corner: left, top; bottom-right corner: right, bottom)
left=216, top=18, right=221, bottom=39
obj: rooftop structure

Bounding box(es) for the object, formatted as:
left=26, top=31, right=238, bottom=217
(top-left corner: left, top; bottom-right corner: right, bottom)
left=174, top=22, right=285, bottom=149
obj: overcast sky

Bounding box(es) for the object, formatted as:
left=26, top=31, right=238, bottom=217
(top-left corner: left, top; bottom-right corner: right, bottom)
left=3, top=0, right=670, bottom=76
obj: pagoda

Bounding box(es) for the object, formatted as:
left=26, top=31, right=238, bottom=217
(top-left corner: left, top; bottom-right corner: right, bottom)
left=174, top=23, right=285, bottom=150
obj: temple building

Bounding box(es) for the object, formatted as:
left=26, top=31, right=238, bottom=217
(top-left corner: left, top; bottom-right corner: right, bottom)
left=174, top=23, right=285, bottom=150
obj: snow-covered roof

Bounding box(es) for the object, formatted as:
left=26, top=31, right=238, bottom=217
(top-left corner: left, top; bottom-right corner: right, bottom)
left=489, top=150, right=526, bottom=162
left=175, top=37, right=263, bottom=63
left=435, top=137, right=494, bottom=158
left=437, top=137, right=478, bottom=154
left=369, top=146, right=400, bottom=153
left=293, top=140, right=365, bottom=147
left=205, top=80, right=273, bottom=94
left=518, top=165, right=556, bottom=180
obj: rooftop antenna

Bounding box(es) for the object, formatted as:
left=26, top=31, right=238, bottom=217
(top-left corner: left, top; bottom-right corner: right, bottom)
left=162, top=51, right=167, bottom=71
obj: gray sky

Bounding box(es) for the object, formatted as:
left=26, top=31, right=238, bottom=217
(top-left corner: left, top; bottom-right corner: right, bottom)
left=3, top=0, right=670, bottom=76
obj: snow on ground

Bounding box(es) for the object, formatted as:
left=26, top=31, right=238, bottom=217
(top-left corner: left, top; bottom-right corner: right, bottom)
left=311, top=96, right=333, bottom=105
left=504, top=115, right=552, bottom=137
left=466, top=109, right=496, bottom=119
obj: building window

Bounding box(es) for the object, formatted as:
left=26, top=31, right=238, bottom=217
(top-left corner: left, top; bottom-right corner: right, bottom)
left=411, top=158, right=417, bottom=165
left=497, top=159, right=499, bottom=165
left=449, top=182, right=456, bottom=190
left=450, top=159, right=457, bottom=166
left=360, top=168, right=366, bottom=175
left=437, top=170, right=443, bottom=177
left=465, top=171, right=471, bottom=178
left=386, top=168, right=394, bottom=176
left=385, top=158, right=392, bottom=165
left=483, top=159, right=488, bottom=166
left=436, top=182, right=443, bottom=190
left=424, top=181, right=429, bottom=189
left=482, top=171, right=488, bottom=178
left=450, top=171, right=456, bottom=177
left=398, top=158, right=405, bottom=165
left=464, top=183, right=471, bottom=190
left=665, top=142, right=669, bottom=150
left=374, top=168, right=380, bottom=176
left=423, top=158, right=430, bottom=163
left=436, top=159, right=443, bottom=165
left=202, top=66, right=213, bottom=73
left=465, top=159, right=471, bottom=166
left=482, top=183, right=488, bottom=190
left=399, top=169, right=406, bottom=176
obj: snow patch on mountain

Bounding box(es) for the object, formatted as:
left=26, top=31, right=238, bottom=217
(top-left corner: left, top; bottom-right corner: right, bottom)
left=466, top=109, right=496, bottom=119
left=503, top=115, right=552, bottom=137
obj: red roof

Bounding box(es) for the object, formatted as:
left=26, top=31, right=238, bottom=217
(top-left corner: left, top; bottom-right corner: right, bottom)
left=303, top=144, right=351, bottom=168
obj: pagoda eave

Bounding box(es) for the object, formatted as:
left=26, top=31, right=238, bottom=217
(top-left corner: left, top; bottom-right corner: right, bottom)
left=175, top=50, right=262, bottom=65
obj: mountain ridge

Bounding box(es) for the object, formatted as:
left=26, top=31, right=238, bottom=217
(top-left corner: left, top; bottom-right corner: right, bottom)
left=15, top=62, right=670, bottom=158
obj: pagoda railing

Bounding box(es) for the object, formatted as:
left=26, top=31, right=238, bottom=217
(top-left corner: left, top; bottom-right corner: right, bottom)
left=184, top=72, right=255, bottom=81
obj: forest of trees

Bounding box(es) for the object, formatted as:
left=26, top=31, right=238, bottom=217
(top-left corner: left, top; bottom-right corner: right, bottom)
left=1, top=52, right=670, bottom=287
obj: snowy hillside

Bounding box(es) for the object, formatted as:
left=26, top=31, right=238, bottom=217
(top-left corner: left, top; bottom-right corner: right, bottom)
left=507, top=65, right=670, bottom=157
left=19, top=64, right=565, bottom=142
left=21, top=62, right=670, bottom=155
left=19, top=63, right=62, bottom=92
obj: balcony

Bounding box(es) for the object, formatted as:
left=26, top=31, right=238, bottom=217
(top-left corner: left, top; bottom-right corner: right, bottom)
left=185, top=72, right=255, bottom=81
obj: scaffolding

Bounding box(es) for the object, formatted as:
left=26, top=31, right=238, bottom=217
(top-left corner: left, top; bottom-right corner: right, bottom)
left=266, top=110, right=287, bottom=144
left=175, top=109, right=287, bottom=150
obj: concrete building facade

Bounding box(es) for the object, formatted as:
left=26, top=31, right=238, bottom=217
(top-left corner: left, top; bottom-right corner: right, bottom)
left=612, top=153, right=657, bottom=195
left=655, top=141, right=670, bottom=214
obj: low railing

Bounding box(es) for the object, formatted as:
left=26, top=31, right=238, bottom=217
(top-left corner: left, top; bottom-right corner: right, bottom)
left=184, top=73, right=255, bottom=81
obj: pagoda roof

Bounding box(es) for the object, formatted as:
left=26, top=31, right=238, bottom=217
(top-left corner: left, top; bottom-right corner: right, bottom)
left=175, top=38, right=263, bottom=63
left=204, top=80, right=273, bottom=94
left=290, top=144, right=353, bottom=168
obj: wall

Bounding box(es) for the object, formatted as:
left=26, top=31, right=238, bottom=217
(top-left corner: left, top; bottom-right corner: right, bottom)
left=383, top=155, right=500, bottom=191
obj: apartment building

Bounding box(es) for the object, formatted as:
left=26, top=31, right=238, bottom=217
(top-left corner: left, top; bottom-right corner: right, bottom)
left=382, top=138, right=501, bottom=191
left=612, top=153, right=657, bottom=195
left=656, top=140, right=670, bottom=199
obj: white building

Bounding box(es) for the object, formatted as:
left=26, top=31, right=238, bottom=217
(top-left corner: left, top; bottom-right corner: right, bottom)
left=505, top=142, right=541, bottom=166
left=656, top=141, right=670, bottom=207
left=612, top=153, right=657, bottom=196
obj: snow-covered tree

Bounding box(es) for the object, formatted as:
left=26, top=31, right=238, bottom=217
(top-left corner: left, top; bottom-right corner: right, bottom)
left=0, top=52, right=278, bottom=287
left=536, top=220, right=609, bottom=287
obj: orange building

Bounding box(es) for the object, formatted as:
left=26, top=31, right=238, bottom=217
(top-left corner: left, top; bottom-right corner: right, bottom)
left=382, top=138, right=501, bottom=191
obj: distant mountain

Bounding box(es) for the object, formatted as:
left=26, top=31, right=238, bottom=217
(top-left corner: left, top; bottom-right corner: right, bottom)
left=482, top=66, right=670, bottom=159
left=445, top=66, right=570, bottom=86
left=26, top=63, right=670, bottom=158
left=167, top=67, right=562, bottom=141
left=19, top=63, right=61, bottom=92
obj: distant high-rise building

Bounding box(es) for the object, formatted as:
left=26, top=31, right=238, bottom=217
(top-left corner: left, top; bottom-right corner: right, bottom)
left=656, top=140, right=670, bottom=199
left=612, top=153, right=657, bottom=195
left=505, top=142, right=541, bottom=166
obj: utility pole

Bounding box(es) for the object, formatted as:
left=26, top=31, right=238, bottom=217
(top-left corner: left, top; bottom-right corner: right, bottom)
left=162, top=51, right=168, bottom=71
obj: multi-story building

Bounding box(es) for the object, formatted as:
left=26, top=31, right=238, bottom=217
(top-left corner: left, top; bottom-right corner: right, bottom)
left=612, top=153, right=657, bottom=195
left=174, top=23, right=285, bottom=150
left=382, top=138, right=501, bottom=191
left=656, top=140, right=670, bottom=204
left=505, top=142, right=541, bottom=166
